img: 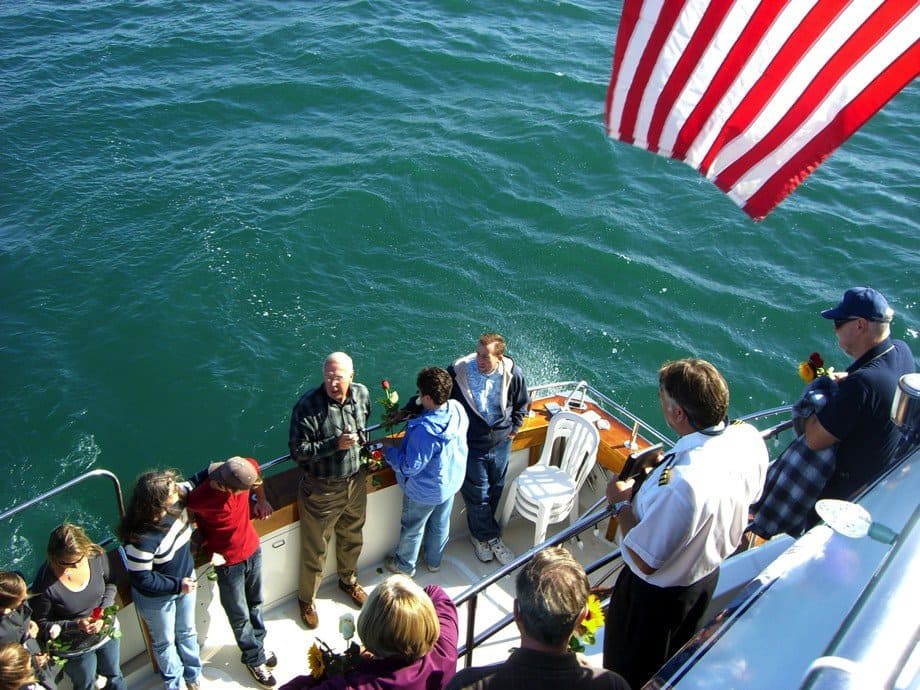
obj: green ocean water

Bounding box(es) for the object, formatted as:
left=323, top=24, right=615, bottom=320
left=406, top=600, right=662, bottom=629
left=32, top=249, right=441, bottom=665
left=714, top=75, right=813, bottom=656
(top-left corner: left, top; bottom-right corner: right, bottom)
left=1, top=1, right=917, bottom=573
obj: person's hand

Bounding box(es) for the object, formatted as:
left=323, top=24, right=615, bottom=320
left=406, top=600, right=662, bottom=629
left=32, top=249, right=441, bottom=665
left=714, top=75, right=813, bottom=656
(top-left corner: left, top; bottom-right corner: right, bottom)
left=253, top=498, right=273, bottom=520
left=28, top=619, right=39, bottom=638
left=337, top=427, right=359, bottom=450
left=34, top=652, right=51, bottom=668
left=180, top=577, right=198, bottom=595
left=606, top=476, right=635, bottom=504
left=77, top=617, right=104, bottom=635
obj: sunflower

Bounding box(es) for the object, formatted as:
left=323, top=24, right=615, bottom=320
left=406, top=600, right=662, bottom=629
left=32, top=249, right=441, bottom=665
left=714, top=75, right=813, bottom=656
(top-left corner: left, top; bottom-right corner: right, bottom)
left=570, top=594, right=607, bottom=652
left=308, top=643, right=326, bottom=678
left=581, top=594, right=605, bottom=635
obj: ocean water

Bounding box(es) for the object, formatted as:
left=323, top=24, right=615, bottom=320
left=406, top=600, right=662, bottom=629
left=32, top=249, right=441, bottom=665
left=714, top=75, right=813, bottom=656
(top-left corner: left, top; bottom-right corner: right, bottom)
left=1, top=1, right=917, bottom=573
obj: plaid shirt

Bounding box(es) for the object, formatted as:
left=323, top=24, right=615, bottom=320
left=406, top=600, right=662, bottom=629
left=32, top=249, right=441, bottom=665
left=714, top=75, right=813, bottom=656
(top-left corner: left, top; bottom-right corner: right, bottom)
left=288, top=382, right=371, bottom=479
left=749, top=435, right=836, bottom=539
left=750, top=377, right=839, bottom=539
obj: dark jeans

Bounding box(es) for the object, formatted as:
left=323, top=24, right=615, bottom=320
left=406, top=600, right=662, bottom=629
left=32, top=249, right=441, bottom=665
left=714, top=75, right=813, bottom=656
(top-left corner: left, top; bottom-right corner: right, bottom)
left=603, top=564, right=719, bottom=690
left=215, top=547, right=267, bottom=667
left=64, top=635, right=126, bottom=690
left=460, top=439, right=512, bottom=542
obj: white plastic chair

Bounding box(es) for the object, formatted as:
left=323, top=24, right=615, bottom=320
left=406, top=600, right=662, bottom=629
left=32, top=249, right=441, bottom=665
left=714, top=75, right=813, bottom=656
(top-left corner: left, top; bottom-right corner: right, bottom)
left=500, top=410, right=600, bottom=546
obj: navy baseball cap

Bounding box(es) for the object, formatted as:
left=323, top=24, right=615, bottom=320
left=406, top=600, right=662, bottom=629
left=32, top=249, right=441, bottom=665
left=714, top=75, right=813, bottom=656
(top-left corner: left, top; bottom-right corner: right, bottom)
left=821, top=287, right=893, bottom=323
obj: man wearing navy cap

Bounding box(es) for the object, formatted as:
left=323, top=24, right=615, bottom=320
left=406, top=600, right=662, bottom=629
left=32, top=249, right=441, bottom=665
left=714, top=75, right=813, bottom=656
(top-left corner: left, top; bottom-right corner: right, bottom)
left=805, top=287, right=915, bottom=502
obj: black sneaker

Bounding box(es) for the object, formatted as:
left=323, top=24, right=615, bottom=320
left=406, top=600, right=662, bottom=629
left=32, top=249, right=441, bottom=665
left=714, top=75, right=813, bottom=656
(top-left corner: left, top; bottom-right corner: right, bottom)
left=247, top=663, right=277, bottom=689
left=265, top=651, right=277, bottom=669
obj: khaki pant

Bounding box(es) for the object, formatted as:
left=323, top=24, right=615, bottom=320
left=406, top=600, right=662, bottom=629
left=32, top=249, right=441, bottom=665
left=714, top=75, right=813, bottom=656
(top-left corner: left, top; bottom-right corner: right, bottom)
left=297, top=472, right=367, bottom=604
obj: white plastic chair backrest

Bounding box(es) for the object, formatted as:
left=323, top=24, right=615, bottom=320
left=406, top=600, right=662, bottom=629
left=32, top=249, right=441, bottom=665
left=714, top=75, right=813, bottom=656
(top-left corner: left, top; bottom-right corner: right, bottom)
left=535, top=410, right=600, bottom=489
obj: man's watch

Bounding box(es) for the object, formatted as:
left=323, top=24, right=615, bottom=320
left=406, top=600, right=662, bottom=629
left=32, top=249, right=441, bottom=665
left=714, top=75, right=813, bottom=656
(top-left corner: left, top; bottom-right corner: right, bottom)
left=611, top=500, right=631, bottom=517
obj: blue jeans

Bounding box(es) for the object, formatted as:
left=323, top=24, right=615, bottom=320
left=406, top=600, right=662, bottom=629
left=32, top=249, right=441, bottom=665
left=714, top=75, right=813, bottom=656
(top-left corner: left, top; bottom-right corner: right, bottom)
left=393, top=495, right=454, bottom=572
left=215, top=547, right=267, bottom=666
left=64, top=636, right=126, bottom=690
left=460, top=439, right=511, bottom=542
left=132, top=588, right=202, bottom=690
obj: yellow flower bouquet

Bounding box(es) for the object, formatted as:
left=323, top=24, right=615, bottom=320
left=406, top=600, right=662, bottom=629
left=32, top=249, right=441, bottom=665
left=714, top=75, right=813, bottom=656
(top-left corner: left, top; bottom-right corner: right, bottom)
left=798, top=352, right=834, bottom=383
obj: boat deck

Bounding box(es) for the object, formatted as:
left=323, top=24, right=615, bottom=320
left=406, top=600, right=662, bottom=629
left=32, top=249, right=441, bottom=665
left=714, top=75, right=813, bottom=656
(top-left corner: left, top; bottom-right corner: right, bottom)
left=123, top=511, right=617, bottom=689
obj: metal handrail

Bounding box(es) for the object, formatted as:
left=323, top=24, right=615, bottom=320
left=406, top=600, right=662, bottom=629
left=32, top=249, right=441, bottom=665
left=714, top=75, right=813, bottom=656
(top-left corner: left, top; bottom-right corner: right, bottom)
left=528, top=381, right=675, bottom=448
left=738, top=404, right=795, bottom=439
left=453, top=497, right=621, bottom=667
left=0, top=468, right=127, bottom=522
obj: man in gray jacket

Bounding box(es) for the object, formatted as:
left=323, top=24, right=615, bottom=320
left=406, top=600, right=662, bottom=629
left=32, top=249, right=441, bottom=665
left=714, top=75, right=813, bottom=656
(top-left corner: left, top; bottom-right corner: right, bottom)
left=447, top=333, right=529, bottom=565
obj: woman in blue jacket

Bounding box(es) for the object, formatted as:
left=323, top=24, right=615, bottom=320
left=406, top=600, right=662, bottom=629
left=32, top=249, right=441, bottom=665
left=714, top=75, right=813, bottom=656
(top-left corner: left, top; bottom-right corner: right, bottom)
left=385, top=367, right=469, bottom=576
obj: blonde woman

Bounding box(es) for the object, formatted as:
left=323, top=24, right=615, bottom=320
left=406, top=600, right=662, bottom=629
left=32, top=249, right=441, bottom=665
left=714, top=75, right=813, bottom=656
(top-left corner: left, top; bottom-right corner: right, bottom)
left=0, top=642, right=39, bottom=690
left=279, top=575, right=458, bottom=690
left=30, top=524, right=125, bottom=690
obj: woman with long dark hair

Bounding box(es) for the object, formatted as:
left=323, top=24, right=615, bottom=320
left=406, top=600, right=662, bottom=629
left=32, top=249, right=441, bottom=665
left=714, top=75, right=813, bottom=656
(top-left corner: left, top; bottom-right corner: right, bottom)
left=118, top=470, right=201, bottom=690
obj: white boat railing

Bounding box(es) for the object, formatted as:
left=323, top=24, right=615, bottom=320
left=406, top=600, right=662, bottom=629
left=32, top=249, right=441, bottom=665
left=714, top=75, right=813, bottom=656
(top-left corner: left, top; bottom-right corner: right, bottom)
left=0, top=468, right=126, bottom=523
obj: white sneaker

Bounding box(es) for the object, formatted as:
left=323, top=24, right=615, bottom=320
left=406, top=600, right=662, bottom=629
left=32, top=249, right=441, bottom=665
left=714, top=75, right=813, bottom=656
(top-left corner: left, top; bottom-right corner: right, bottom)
left=487, top=537, right=515, bottom=565
left=470, top=536, right=494, bottom=562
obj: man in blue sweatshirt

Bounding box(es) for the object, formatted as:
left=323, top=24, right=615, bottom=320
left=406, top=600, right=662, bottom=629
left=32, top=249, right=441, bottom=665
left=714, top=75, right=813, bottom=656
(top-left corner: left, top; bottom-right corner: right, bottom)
left=384, top=367, right=469, bottom=576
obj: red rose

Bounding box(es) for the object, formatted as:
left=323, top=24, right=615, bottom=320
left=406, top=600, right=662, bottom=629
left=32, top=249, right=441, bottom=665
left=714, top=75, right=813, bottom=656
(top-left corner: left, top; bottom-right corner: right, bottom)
left=809, top=352, right=824, bottom=368
left=91, top=607, right=104, bottom=621
left=371, top=449, right=382, bottom=460
left=381, top=379, right=390, bottom=390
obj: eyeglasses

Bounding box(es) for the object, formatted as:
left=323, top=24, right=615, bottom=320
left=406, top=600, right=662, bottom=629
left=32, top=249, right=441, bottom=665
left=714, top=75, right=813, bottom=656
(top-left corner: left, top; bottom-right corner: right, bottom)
left=833, top=318, right=857, bottom=329
left=59, top=555, right=84, bottom=568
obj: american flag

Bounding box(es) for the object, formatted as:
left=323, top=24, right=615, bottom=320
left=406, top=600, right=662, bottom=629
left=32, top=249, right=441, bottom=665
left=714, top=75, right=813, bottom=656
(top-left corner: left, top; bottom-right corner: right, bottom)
left=605, top=0, right=920, bottom=221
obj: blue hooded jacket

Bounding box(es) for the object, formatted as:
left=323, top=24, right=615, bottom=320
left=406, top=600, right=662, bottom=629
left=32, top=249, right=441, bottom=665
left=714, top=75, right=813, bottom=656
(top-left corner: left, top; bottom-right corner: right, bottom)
left=385, top=399, right=469, bottom=505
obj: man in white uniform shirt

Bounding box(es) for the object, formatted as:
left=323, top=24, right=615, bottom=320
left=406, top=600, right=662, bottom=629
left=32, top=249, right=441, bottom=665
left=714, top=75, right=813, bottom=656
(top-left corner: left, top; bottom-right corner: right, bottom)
left=602, top=358, right=767, bottom=689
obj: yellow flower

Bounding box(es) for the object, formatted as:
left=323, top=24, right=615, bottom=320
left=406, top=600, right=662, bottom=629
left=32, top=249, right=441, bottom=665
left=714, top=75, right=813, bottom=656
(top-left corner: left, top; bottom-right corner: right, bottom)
left=581, top=594, right=605, bottom=635
left=798, top=361, right=816, bottom=383
left=308, top=643, right=325, bottom=678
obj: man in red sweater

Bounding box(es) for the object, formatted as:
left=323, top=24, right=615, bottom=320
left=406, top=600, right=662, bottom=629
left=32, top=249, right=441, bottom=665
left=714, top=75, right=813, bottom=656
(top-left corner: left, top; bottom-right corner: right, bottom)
left=187, top=456, right=276, bottom=688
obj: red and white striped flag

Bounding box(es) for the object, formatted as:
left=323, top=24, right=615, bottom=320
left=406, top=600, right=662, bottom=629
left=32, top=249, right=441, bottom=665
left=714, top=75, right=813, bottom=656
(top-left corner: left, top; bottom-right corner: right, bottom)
left=605, top=0, right=920, bottom=221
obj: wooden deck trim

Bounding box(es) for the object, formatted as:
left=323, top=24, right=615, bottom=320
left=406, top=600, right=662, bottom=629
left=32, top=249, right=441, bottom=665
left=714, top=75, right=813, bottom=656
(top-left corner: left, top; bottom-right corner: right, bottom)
left=254, top=396, right=654, bottom=540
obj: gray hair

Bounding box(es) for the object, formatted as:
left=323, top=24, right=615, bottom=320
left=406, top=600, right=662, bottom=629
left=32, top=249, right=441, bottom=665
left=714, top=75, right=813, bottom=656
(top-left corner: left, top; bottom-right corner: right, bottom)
left=324, top=351, right=354, bottom=373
